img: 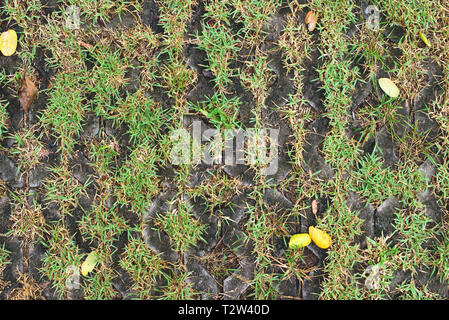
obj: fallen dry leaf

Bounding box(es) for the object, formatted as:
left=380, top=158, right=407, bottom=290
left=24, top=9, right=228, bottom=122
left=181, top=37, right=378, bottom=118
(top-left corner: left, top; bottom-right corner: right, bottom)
left=312, top=199, right=318, bottom=215
left=18, top=74, right=38, bottom=113
left=289, top=233, right=311, bottom=249
left=305, top=11, right=318, bottom=32
left=378, top=78, right=400, bottom=98
left=309, top=226, right=332, bottom=249
left=81, top=251, right=99, bottom=276
left=0, top=29, right=17, bottom=56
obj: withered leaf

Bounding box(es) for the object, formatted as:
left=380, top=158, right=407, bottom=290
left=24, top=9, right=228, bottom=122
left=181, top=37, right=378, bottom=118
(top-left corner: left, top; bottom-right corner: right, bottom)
left=305, top=11, right=318, bottom=32
left=378, top=78, right=399, bottom=98
left=18, top=74, right=38, bottom=113
left=81, top=251, right=99, bottom=276
left=289, top=233, right=311, bottom=249
left=0, top=29, right=17, bottom=56
left=312, top=199, right=318, bottom=215
left=309, top=226, right=332, bottom=249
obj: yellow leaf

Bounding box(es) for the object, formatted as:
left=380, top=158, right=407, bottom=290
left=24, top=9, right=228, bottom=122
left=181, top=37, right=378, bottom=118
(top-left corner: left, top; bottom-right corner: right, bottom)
left=288, top=233, right=311, bottom=249
left=378, top=78, right=400, bottom=98
left=0, top=30, right=17, bottom=56
left=309, top=226, right=332, bottom=249
left=419, top=32, right=431, bottom=48
left=81, top=251, right=98, bottom=276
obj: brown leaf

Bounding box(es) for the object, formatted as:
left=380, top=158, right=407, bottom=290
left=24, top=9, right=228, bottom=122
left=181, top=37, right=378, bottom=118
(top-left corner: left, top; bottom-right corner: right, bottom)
left=18, top=74, right=38, bottom=113
left=305, top=11, right=317, bottom=32
left=312, top=199, right=318, bottom=215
